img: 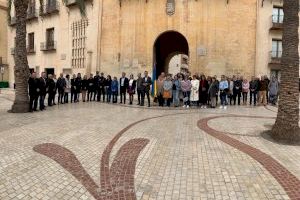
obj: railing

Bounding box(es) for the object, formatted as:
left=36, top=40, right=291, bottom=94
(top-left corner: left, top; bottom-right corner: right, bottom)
left=9, top=17, right=16, bottom=26
left=40, top=1, right=60, bottom=16
left=40, top=41, right=57, bottom=51
left=269, top=51, right=282, bottom=64
left=27, top=45, right=36, bottom=54
left=11, top=48, right=15, bottom=55
left=270, top=15, right=284, bottom=30
left=66, top=0, right=92, bottom=6
left=27, top=8, right=38, bottom=20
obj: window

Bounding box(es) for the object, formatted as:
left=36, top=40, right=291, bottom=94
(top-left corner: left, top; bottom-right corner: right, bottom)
left=46, top=28, right=55, bottom=48
left=28, top=0, right=35, bottom=14
left=272, top=7, right=284, bottom=23
left=28, top=32, right=35, bottom=51
left=272, top=39, right=282, bottom=58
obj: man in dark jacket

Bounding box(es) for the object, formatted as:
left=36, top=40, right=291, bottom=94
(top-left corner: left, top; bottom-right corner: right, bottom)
left=94, top=71, right=100, bottom=101
left=71, top=74, right=77, bottom=103
left=87, top=74, right=94, bottom=101
left=56, top=73, right=66, bottom=104
left=98, top=72, right=106, bottom=102
left=141, top=71, right=152, bottom=107
left=259, top=76, right=268, bottom=106
left=28, top=72, right=39, bottom=112
left=249, top=76, right=258, bottom=106
left=119, top=72, right=129, bottom=104
left=75, top=73, right=82, bottom=102
left=136, top=73, right=143, bottom=105
left=47, top=74, right=56, bottom=106
left=39, top=72, right=47, bottom=111
left=233, top=76, right=242, bottom=105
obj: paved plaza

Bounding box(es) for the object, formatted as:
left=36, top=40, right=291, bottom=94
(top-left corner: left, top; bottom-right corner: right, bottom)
left=0, top=92, right=300, bottom=200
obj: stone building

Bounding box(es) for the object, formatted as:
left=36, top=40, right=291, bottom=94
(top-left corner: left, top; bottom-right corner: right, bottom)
left=0, top=0, right=8, bottom=83
left=7, top=0, right=291, bottom=87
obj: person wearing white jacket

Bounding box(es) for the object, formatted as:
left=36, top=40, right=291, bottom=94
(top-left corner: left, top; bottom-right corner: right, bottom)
left=190, top=75, right=200, bottom=106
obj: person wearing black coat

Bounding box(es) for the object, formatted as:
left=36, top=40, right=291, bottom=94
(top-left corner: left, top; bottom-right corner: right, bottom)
left=98, top=72, right=106, bottom=102
left=199, top=75, right=209, bottom=108
left=56, top=73, right=66, bottom=104
left=136, top=73, right=143, bottom=105
left=71, top=74, right=77, bottom=103
left=81, top=75, right=88, bottom=102
left=233, top=76, right=242, bottom=105
left=106, top=75, right=112, bottom=103
left=28, top=72, right=39, bottom=112
left=47, top=74, right=56, bottom=106
left=87, top=74, right=94, bottom=101
left=127, top=74, right=137, bottom=105
left=75, top=73, right=82, bottom=102
left=140, top=71, right=152, bottom=107
left=249, top=76, right=259, bottom=106
left=119, top=72, right=129, bottom=104
left=39, top=72, right=47, bottom=111
left=94, top=71, right=100, bottom=101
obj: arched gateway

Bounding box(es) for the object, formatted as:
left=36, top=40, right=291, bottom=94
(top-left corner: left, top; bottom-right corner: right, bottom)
left=153, top=31, right=189, bottom=79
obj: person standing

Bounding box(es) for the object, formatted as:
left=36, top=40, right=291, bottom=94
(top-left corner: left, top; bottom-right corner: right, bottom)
left=141, top=71, right=152, bottom=107
left=75, top=73, right=82, bottom=102
left=56, top=73, right=66, bottom=104
left=81, top=75, right=88, bottom=102
left=64, top=74, right=71, bottom=103
left=268, top=76, right=279, bottom=106
left=259, top=76, right=268, bottom=106
left=52, top=74, right=58, bottom=105
left=47, top=74, right=56, bottom=107
left=233, top=76, right=242, bottom=105
left=127, top=74, right=136, bottom=105
left=199, top=75, right=209, bottom=108
left=181, top=75, right=192, bottom=108
left=172, top=75, right=181, bottom=107
left=190, top=75, right=200, bottom=106
left=249, top=76, right=258, bottom=106
left=39, top=72, right=47, bottom=111
left=242, top=78, right=249, bottom=105
left=28, top=72, right=39, bottom=112
left=106, top=75, right=112, bottom=103
left=71, top=74, right=77, bottom=103
left=98, top=72, right=106, bottom=102
left=87, top=74, right=94, bottom=102
left=136, top=73, right=143, bottom=105
left=120, top=72, right=129, bottom=104
left=219, top=75, right=229, bottom=109
left=156, top=75, right=165, bottom=107
left=208, top=77, right=219, bottom=108
left=94, top=71, right=100, bottom=101
left=111, top=77, right=119, bottom=103
left=227, top=77, right=234, bottom=105
left=163, top=74, right=173, bottom=107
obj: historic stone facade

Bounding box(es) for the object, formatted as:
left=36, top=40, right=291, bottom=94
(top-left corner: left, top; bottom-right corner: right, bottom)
left=6, top=0, right=290, bottom=87
left=0, top=0, right=8, bottom=82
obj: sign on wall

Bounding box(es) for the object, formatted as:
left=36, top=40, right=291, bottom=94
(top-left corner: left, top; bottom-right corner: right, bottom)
left=166, top=0, right=175, bottom=16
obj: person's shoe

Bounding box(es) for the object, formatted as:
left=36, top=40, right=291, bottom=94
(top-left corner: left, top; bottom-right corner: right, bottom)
left=219, top=106, right=223, bottom=109
left=183, top=105, right=186, bottom=108
left=33, top=109, right=38, bottom=112
left=224, top=106, right=227, bottom=110
left=187, top=105, right=190, bottom=108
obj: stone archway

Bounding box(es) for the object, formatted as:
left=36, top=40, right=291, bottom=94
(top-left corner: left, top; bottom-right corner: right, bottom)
left=153, top=31, right=189, bottom=79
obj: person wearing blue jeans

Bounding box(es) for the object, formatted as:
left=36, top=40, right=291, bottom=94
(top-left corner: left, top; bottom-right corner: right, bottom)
left=219, top=75, right=229, bottom=109
left=172, top=75, right=181, bottom=107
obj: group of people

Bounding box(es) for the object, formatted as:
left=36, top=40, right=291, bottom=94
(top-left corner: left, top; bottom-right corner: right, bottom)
left=27, top=70, right=279, bottom=112
left=27, top=71, right=153, bottom=112
left=155, top=73, right=279, bottom=109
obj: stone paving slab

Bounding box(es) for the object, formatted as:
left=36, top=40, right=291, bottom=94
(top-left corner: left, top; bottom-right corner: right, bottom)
left=0, top=96, right=299, bottom=200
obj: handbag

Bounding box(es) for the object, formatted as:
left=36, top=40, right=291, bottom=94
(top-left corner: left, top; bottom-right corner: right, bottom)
left=163, top=91, right=171, bottom=99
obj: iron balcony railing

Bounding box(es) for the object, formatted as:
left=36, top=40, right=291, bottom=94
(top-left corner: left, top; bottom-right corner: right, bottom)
left=269, top=51, right=282, bottom=64
left=9, top=17, right=16, bottom=26
left=27, top=8, right=38, bottom=20
left=40, top=1, right=60, bottom=16
left=11, top=48, right=15, bottom=55
left=40, top=41, right=57, bottom=51
left=27, top=45, right=36, bottom=54
left=270, top=15, right=284, bottom=30
left=66, top=0, right=92, bottom=6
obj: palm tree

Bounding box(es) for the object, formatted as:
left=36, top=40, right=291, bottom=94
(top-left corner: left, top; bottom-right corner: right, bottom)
left=271, top=0, right=300, bottom=143
left=8, top=0, right=30, bottom=113
left=7, top=0, right=86, bottom=113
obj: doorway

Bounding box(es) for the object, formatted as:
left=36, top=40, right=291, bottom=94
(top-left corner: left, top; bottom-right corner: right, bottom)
left=153, top=31, right=189, bottom=79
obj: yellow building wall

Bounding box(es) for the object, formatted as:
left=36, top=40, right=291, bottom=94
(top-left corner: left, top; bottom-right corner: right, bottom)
left=0, top=0, right=8, bottom=82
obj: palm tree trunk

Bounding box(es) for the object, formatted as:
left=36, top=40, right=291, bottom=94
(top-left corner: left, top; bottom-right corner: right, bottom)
left=271, top=0, right=300, bottom=142
left=10, top=0, right=30, bottom=113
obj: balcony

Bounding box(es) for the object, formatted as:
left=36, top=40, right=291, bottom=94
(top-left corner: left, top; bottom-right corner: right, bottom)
left=27, top=45, right=36, bottom=54
left=40, top=1, right=60, bottom=16
left=27, top=8, right=38, bottom=21
left=269, top=51, right=282, bottom=69
left=40, top=41, right=57, bottom=51
left=9, top=17, right=16, bottom=26
left=270, top=15, right=283, bottom=30
left=65, top=0, right=92, bottom=7
left=11, top=48, right=15, bottom=55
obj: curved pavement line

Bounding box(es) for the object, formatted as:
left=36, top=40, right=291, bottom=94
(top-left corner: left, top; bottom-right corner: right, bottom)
left=198, top=115, right=300, bottom=200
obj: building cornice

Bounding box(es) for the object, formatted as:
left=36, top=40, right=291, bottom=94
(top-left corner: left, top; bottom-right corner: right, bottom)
left=0, top=4, right=7, bottom=10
